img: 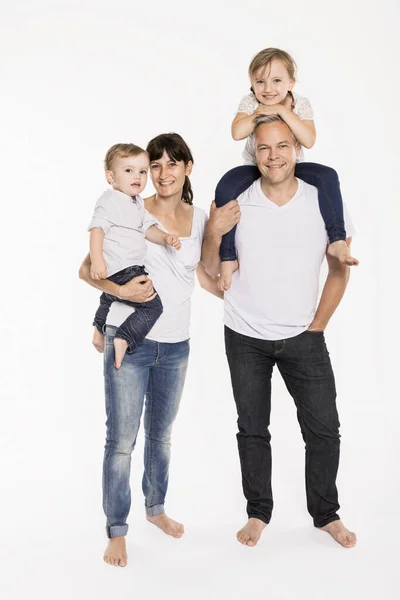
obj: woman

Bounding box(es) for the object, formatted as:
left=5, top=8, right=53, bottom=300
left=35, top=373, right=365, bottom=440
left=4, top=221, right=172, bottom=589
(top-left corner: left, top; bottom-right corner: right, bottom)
left=79, top=133, right=239, bottom=567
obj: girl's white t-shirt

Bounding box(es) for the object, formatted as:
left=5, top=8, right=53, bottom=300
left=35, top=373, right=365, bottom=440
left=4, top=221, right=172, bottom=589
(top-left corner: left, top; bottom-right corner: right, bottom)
left=237, top=91, right=314, bottom=164
left=106, top=205, right=208, bottom=343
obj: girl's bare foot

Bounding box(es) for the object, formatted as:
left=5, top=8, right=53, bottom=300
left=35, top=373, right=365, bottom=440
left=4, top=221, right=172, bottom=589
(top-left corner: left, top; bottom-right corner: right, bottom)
left=327, top=240, right=359, bottom=266
left=236, top=518, right=267, bottom=546
left=320, top=519, right=357, bottom=548
left=146, top=513, right=185, bottom=538
left=103, top=536, right=128, bottom=567
left=218, top=260, right=239, bottom=291
left=114, top=338, right=128, bottom=369
left=92, top=328, right=104, bottom=353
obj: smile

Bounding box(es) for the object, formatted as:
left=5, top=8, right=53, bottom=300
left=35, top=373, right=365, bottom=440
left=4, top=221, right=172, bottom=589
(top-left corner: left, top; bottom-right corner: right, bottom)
left=159, top=181, right=174, bottom=186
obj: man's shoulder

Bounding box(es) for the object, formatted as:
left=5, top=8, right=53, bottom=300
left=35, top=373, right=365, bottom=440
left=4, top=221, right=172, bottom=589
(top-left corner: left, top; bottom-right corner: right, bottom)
left=237, top=178, right=262, bottom=203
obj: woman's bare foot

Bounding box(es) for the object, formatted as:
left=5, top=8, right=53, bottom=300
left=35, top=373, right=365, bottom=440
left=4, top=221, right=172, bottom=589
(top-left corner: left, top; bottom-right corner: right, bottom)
left=320, top=519, right=357, bottom=548
left=103, top=536, right=128, bottom=567
left=218, top=260, right=239, bottom=291
left=92, top=328, right=104, bottom=353
left=327, top=240, right=359, bottom=266
left=114, top=338, right=128, bottom=369
left=236, top=518, right=267, bottom=547
left=146, top=513, right=184, bottom=538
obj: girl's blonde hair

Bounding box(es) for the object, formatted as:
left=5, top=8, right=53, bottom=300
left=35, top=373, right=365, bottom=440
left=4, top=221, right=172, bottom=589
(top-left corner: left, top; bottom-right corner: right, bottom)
left=104, top=143, right=147, bottom=171
left=249, top=48, right=297, bottom=81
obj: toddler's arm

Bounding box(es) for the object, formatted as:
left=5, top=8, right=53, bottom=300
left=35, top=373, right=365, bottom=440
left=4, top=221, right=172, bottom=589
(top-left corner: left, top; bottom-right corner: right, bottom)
left=89, top=228, right=108, bottom=279
left=145, top=225, right=181, bottom=249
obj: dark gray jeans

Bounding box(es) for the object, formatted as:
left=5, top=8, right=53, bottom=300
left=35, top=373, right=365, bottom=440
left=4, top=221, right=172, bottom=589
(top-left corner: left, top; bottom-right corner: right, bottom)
left=224, top=326, right=341, bottom=528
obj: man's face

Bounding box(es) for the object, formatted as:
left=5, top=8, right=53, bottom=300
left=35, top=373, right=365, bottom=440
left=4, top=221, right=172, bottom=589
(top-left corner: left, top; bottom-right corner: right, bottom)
left=255, top=122, right=300, bottom=185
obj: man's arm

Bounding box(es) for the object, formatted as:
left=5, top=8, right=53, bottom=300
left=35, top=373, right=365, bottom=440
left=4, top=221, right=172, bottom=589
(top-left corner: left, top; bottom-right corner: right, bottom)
left=78, top=253, right=157, bottom=303
left=196, top=262, right=223, bottom=299
left=308, top=238, right=353, bottom=331
left=201, top=200, right=241, bottom=277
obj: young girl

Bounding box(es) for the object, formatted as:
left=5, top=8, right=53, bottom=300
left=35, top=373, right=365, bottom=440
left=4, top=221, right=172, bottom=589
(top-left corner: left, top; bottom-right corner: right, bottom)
left=89, top=143, right=181, bottom=368
left=215, top=47, right=358, bottom=291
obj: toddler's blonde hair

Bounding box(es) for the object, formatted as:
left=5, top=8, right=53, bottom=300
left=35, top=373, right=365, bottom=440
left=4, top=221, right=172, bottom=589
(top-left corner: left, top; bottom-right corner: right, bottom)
left=104, top=143, right=147, bottom=171
left=249, top=48, right=297, bottom=81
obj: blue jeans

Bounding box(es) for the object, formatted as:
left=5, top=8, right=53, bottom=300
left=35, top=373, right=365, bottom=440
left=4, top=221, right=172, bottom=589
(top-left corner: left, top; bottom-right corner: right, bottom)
left=215, top=163, right=347, bottom=261
left=102, top=326, right=190, bottom=538
left=93, top=265, right=163, bottom=353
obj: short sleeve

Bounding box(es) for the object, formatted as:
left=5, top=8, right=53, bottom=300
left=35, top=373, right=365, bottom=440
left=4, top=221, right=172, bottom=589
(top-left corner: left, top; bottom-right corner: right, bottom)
left=143, top=210, right=159, bottom=233
left=88, top=196, right=123, bottom=235
left=237, top=93, right=258, bottom=115
left=295, top=96, right=314, bottom=121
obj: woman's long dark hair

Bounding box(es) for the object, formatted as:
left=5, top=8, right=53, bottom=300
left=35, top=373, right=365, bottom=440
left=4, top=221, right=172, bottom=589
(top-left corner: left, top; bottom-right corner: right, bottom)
left=146, top=133, right=194, bottom=205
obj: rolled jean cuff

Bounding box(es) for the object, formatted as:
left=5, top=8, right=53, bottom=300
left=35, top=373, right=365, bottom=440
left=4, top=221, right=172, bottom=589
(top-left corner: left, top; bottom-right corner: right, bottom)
left=247, top=513, right=271, bottom=526
left=220, top=254, right=237, bottom=262
left=106, top=524, right=129, bottom=538
left=145, top=503, right=164, bottom=517
left=328, top=234, right=347, bottom=243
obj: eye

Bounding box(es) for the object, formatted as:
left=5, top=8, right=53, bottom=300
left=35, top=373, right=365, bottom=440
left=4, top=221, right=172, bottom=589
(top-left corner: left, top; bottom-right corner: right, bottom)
left=125, top=168, right=132, bottom=173
left=278, top=144, right=289, bottom=149
left=168, top=162, right=176, bottom=167
left=150, top=164, right=159, bottom=169
left=140, top=170, right=147, bottom=175
left=256, top=80, right=263, bottom=84
left=273, top=79, right=281, bottom=83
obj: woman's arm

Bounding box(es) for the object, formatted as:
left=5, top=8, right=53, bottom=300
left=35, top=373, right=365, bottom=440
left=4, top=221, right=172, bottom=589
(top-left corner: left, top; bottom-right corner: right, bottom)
left=231, top=112, right=258, bottom=140
left=308, top=238, right=352, bottom=331
left=196, top=263, right=223, bottom=299
left=78, top=253, right=157, bottom=302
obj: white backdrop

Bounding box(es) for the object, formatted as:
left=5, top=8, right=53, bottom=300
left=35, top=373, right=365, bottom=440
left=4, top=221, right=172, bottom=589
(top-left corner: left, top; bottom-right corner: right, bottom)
left=1, top=1, right=399, bottom=598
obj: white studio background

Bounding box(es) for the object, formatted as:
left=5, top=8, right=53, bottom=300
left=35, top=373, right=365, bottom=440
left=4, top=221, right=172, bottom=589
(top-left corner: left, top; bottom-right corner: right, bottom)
left=0, top=1, right=399, bottom=599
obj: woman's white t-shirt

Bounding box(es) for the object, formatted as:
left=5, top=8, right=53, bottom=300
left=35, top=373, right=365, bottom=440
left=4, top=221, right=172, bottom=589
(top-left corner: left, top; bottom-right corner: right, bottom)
left=106, top=205, right=208, bottom=343
left=237, top=91, right=314, bottom=164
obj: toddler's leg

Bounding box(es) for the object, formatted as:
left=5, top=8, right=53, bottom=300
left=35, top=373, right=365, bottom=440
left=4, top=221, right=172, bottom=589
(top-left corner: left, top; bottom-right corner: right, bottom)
left=114, top=294, right=164, bottom=369
left=295, top=163, right=359, bottom=266
left=215, top=165, right=260, bottom=290
left=92, top=293, right=114, bottom=352
left=92, top=327, right=105, bottom=353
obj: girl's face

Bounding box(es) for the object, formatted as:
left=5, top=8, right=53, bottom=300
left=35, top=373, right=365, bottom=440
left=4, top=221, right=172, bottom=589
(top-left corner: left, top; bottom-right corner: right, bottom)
left=150, top=150, right=192, bottom=199
left=251, top=59, right=295, bottom=106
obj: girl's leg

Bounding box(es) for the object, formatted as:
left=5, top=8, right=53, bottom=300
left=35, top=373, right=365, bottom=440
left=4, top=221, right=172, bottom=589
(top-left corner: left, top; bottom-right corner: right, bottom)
left=215, top=165, right=260, bottom=261
left=142, top=340, right=190, bottom=537
left=295, top=163, right=358, bottom=266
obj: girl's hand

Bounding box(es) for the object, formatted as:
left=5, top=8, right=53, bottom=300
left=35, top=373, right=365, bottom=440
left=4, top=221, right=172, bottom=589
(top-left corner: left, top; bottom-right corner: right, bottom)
left=90, top=260, right=108, bottom=280
left=165, top=234, right=181, bottom=250
left=255, top=103, right=283, bottom=117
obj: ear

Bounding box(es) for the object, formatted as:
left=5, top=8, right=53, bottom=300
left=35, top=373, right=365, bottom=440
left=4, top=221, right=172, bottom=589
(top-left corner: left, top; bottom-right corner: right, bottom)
left=105, top=170, right=115, bottom=185
left=295, top=142, right=301, bottom=159
left=185, top=160, right=193, bottom=177
left=288, top=78, right=296, bottom=91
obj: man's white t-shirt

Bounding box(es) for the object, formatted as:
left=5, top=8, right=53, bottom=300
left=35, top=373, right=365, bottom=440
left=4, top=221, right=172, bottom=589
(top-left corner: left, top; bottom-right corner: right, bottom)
left=224, top=179, right=355, bottom=341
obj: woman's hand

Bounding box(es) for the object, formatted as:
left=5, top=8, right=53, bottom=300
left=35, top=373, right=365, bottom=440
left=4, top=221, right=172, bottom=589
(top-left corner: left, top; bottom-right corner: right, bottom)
left=119, top=275, right=157, bottom=303
left=207, top=200, right=241, bottom=238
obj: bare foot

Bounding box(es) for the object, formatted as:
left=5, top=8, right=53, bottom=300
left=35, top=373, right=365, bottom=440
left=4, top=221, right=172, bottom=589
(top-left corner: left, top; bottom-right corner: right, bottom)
left=103, top=536, right=128, bottom=567
left=218, top=260, right=239, bottom=291
left=320, top=519, right=357, bottom=548
left=146, top=513, right=184, bottom=538
left=327, top=240, right=359, bottom=266
left=114, top=338, right=128, bottom=369
left=92, top=328, right=104, bottom=353
left=236, top=518, right=267, bottom=547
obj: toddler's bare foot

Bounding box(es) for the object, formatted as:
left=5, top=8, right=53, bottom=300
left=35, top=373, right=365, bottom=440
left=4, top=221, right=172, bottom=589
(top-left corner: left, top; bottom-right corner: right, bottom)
left=146, top=513, right=184, bottom=538
left=218, top=260, right=239, bottom=291
left=327, top=240, right=359, bottom=266
left=114, top=338, right=128, bottom=369
left=103, top=536, right=127, bottom=567
left=92, top=328, right=104, bottom=353
left=320, top=519, right=357, bottom=548
left=236, top=518, right=267, bottom=547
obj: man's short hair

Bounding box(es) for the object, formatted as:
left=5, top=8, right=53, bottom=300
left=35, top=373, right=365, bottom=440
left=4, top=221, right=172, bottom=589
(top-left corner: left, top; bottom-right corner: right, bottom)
left=252, top=114, right=299, bottom=154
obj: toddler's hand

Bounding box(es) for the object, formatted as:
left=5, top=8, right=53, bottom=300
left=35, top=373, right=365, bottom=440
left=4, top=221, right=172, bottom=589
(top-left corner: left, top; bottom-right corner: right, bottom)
left=165, top=234, right=181, bottom=250
left=91, top=260, right=108, bottom=280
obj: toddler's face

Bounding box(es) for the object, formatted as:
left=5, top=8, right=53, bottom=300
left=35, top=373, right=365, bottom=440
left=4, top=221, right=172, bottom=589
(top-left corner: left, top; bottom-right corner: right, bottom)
left=251, top=59, right=294, bottom=106
left=106, top=153, right=149, bottom=196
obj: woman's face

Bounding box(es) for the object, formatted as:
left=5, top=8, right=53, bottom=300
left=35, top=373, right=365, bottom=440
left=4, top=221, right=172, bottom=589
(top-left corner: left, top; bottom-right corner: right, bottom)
left=150, top=150, right=192, bottom=198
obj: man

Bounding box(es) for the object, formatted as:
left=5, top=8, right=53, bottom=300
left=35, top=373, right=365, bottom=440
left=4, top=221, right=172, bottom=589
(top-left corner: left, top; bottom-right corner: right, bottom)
left=201, top=114, right=357, bottom=549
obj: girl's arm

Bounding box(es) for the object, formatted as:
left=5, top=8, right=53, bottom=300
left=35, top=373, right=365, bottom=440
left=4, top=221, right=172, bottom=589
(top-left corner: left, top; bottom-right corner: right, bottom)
left=89, top=228, right=108, bottom=279
left=196, top=262, right=223, bottom=299
left=257, top=103, right=316, bottom=148
left=231, top=112, right=258, bottom=140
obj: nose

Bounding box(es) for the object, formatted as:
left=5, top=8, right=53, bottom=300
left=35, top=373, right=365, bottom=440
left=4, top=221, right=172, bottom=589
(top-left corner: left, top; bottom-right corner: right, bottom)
left=159, top=165, right=169, bottom=179
left=264, top=80, right=272, bottom=92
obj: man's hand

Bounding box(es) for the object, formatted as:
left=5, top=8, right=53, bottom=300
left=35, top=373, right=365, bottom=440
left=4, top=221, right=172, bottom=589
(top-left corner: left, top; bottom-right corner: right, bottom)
left=119, top=275, right=157, bottom=303
left=165, top=234, right=181, bottom=250
left=207, top=200, right=241, bottom=238
left=90, top=259, right=108, bottom=280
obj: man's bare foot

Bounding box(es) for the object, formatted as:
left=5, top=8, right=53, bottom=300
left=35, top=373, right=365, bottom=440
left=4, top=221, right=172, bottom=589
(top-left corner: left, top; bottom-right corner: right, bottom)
left=236, top=518, right=267, bottom=547
left=114, top=338, right=128, bottom=369
left=327, top=240, right=359, bottom=266
left=146, top=513, right=184, bottom=538
left=320, top=519, right=357, bottom=548
left=103, top=536, right=128, bottom=567
left=218, top=259, right=239, bottom=292
left=92, top=328, right=104, bottom=353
